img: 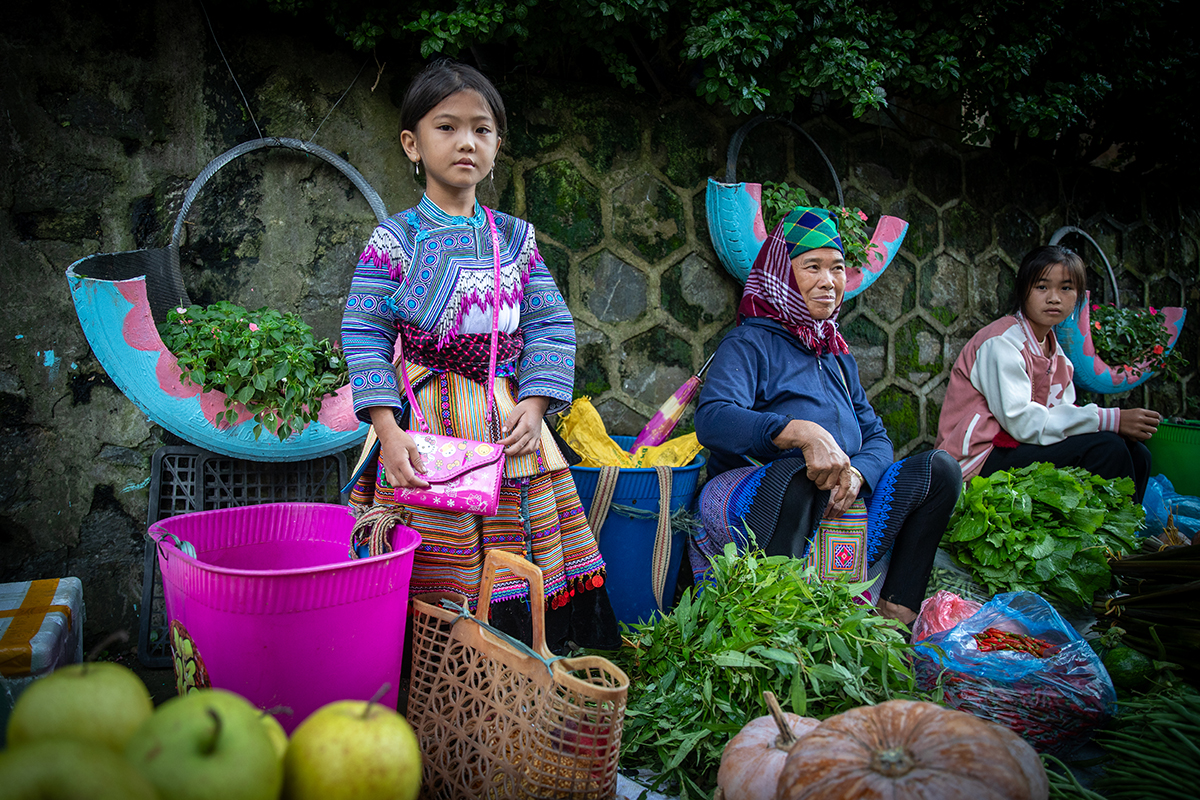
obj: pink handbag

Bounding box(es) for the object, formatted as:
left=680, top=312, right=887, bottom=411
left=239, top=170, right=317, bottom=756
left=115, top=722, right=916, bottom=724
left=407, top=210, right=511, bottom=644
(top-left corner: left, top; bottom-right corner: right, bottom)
left=387, top=207, right=507, bottom=516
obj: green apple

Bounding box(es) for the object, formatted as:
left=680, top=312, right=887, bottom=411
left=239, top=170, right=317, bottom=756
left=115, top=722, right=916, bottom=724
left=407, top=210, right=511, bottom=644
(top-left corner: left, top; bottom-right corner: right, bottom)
left=261, top=710, right=289, bottom=761
left=0, top=738, right=160, bottom=800
left=125, top=688, right=282, bottom=800
left=6, top=661, right=154, bottom=752
left=282, top=700, right=421, bottom=800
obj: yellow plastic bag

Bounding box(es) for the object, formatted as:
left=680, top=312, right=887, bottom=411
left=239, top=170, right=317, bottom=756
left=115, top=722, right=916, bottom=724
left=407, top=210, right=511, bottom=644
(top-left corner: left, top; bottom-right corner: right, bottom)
left=557, top=397, right=703, bottom=468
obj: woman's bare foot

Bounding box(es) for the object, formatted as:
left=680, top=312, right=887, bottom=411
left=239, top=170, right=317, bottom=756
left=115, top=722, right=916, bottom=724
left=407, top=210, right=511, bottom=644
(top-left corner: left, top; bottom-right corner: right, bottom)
left=876, top=599, right=917, bottom=626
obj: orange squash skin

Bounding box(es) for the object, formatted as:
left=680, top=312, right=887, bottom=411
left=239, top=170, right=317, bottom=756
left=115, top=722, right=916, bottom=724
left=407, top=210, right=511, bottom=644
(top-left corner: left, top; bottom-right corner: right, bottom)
left=719, top=712, right=821, bottom=800
left=775, top=700, right=1049, bottom=800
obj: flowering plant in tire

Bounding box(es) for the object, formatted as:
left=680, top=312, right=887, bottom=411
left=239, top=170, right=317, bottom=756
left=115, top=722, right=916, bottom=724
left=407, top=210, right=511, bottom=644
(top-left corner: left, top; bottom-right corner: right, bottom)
left=761, top=182, right=878, bottom=271
left=1089, top=304, right=1187, bottom=382
left=159, top=301, right=348, bottom=441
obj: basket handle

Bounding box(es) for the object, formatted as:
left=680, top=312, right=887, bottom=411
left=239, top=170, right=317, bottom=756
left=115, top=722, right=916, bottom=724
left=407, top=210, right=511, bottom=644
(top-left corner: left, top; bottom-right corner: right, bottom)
left=725, top=115, right=844, bottom=207
left=477, top=549, right=552, bottom=659
left=1048, top=225, right=1121, bottom=309
left=171, top=137, right=390, bottom=249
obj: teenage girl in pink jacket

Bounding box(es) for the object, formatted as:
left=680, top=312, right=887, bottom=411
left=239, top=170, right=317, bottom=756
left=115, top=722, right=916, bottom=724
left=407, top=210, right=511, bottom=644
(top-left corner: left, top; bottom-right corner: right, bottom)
left=936, top=245, right=1159, bottom=501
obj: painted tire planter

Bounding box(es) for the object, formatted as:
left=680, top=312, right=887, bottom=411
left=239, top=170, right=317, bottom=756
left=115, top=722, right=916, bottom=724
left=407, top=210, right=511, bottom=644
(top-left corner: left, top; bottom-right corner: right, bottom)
left=65, top=138, right=387, bottom=460
left=705, top=115, right=908, bottom=296
left=1054, top=292, right=1186, bottom=395
left=1048, top=226, right=1187, bottom=395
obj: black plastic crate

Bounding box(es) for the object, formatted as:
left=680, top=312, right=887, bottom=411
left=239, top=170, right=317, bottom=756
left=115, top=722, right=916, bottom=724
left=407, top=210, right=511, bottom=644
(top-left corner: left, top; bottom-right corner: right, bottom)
left=138, top=446, right=348, bottom=667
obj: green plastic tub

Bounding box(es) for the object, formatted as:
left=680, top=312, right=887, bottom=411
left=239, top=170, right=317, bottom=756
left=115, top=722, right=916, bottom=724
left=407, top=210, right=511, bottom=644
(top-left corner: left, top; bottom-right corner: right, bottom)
left=1146, top=420, right=1200, bottom=496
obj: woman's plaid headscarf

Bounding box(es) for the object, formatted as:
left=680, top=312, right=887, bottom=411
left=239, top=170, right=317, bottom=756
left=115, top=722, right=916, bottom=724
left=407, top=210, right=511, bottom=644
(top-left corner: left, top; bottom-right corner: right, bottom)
left=737, top=207, right=850, bottom=356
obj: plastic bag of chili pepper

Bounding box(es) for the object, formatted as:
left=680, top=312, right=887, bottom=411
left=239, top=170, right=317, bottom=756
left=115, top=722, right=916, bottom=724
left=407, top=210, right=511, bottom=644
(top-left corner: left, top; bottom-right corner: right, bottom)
left=913, top=591, right=1116, bottom=756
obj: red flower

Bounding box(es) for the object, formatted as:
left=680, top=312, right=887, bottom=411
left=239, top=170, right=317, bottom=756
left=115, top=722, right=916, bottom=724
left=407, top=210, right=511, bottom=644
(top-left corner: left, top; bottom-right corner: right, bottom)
left=1094, top=321, right=1102, bottom=330
left=1150, top=306, right=1158, bottom=315
left=1092, top=304, right=1099, bottom=311
left=1153, top=344, right=1165, bottom=355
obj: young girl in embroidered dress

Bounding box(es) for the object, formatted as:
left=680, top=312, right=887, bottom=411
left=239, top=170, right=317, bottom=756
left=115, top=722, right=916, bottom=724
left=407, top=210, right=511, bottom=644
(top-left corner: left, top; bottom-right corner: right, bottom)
left=342, top=60, right=619, bottom=652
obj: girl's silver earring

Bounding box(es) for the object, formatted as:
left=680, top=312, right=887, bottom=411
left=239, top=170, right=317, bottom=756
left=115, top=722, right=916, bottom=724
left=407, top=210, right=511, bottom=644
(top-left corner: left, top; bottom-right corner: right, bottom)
left=414, top=160, right=421, bottom=177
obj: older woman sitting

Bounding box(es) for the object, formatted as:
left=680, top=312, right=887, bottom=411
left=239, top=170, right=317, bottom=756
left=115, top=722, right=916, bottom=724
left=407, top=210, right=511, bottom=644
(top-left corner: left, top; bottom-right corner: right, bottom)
left=691, top=207, right=962, bottom=623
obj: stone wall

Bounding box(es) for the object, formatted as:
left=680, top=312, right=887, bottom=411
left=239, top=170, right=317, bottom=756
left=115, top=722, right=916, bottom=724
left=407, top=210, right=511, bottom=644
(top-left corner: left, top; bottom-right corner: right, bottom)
left=2, top=0, right=1197, bottom=646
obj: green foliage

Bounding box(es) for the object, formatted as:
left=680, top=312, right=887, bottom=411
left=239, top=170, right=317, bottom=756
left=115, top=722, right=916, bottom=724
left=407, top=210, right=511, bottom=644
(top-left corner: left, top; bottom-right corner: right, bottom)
left=158, top=302, right=348, bottom=441
left=262, top=0, right=1197, bottom=172
left=608, top=544, right=924, bottom=799
left=943, top=463, right=1144, bottom=609
left=760, top=182, right=878, bottom=272
left=1090, top=303, right=1188, bottom=383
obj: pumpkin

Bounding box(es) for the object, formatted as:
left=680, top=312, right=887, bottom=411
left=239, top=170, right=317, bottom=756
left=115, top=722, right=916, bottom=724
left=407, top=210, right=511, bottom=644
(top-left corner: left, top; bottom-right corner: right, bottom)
left=718, top=692, right=821, bottom=800
left=775, top=700, right=1049, bottom=800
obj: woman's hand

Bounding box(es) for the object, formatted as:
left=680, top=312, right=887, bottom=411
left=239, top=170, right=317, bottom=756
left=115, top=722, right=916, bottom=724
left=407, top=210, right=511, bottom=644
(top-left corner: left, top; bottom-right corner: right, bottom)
left=369, top=407, right=430, bottom=489
left=1118, top=408, right=1161, bottom=441
left=501, top=396, right=550, bottom=457
left=824, top=467, right=863, bottom=520
left=773, top=419, right=851, bottom=491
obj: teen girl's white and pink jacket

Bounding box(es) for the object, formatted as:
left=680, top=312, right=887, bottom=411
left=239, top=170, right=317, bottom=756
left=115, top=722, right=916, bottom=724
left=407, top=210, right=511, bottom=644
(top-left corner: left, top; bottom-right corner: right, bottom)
left=935, top=313, right=1121, bottom=480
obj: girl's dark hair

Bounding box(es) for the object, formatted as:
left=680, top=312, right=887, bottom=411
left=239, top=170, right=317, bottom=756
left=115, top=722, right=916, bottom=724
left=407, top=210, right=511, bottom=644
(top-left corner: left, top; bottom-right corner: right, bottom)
left=1012, top=245, right=1087, bottom=314
left=399, top=59, right=507, bottom=139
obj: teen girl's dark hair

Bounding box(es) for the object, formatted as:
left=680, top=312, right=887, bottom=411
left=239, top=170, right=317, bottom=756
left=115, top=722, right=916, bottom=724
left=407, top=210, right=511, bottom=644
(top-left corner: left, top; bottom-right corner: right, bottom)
left=399, top=59, right=507, bottom=139
left=1011, top=245, right=1087, bottom=314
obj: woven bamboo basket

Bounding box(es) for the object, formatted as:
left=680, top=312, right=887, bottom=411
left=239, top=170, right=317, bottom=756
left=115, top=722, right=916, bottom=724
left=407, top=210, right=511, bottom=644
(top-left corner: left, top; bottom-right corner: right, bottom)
left=406, top=550, right=628, bottom=800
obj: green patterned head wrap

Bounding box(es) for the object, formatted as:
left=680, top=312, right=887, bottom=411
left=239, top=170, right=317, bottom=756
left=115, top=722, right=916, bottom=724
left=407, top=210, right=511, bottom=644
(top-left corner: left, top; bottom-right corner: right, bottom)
left=779, top=207, right=843, bottom=259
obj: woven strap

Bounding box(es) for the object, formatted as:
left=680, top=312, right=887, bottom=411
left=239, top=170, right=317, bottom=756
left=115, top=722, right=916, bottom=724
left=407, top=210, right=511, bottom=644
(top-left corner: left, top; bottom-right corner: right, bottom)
left=586, top=466, right=621, bottom=537
left=651, top=466, right=673, bottom=613
left=399, top=205, right=502, bottom=430
left=349, top=504, right=407, bottom=557
left=586, top=465, right=674, bottom=613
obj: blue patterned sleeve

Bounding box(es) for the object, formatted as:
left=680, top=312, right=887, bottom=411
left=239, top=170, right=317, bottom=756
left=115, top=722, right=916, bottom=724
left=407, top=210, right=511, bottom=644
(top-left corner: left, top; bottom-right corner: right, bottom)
left=517, top=231, right=575, bottom=415
left=341, top=225, right=404, bottom=423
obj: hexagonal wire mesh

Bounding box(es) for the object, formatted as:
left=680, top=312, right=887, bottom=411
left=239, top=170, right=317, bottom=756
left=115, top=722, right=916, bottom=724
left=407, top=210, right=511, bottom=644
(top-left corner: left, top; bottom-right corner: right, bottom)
left=137, top=445, right=347, bottom=667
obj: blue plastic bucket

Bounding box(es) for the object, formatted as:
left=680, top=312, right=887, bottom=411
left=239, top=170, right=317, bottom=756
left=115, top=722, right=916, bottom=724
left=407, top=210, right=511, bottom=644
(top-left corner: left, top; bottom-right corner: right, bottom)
left=570, top=436, right=705, bottom=625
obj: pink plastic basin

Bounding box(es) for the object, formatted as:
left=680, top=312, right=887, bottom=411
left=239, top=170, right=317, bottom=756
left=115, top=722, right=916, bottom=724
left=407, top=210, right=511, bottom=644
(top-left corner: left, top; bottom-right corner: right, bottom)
left=150, top=503, right=420, bottom=732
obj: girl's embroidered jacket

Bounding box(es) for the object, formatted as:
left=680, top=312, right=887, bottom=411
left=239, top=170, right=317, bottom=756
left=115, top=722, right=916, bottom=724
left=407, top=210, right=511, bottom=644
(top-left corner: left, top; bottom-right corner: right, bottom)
left=341, top=198, right=574, bottom=423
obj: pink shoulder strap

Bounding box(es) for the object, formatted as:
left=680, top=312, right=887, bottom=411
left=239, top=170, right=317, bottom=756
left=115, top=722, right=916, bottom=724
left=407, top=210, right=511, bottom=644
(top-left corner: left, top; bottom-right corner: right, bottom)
left=399, top=206, right=502, bottom=431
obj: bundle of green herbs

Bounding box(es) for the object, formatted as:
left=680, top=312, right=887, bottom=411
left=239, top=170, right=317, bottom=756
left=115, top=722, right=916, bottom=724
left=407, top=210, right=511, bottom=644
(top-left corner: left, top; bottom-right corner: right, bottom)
left=159, top=302, right=348, bottom=441
left=943, top=463, right=1143, bottom=609
left=609, top=544, right=922, bottom=799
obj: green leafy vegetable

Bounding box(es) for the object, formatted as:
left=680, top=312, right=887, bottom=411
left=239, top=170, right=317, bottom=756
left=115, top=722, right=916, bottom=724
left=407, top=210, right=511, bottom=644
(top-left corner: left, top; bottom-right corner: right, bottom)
left=943, top=463, right=1143, bottom=609
left=608, top=544, right=925, bottom=799
left=158, top=302, right=348, bottom=441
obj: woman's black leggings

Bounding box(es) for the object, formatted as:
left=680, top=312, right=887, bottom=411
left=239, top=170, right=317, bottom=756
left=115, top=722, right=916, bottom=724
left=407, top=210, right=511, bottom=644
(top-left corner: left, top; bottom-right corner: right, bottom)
left=769, top=449, right=962, bottom=612
left=875, top=450, right=963, bottom=611
left=980, top=432, right=1152, bottom=503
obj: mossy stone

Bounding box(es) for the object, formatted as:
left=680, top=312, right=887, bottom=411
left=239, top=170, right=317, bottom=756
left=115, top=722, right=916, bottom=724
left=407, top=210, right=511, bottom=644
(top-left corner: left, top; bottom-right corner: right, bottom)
left=653, top=111, right=718, bottom=189
left=525, top=160, right=602, bottom=249
left=539, top=241, right=571, bottom=299
left=574, top=340, right=612, bottom=398
left=873, top=386, right=921, bottom=448
left=894, top=319, right=943, bottom=384
left=582, top=250, right=647, bottom=323
left=943, top=202, right=991, bottom=256
left=612, top=175, right=685, bottom=262
left=625, top=329, right=691, bottom=372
